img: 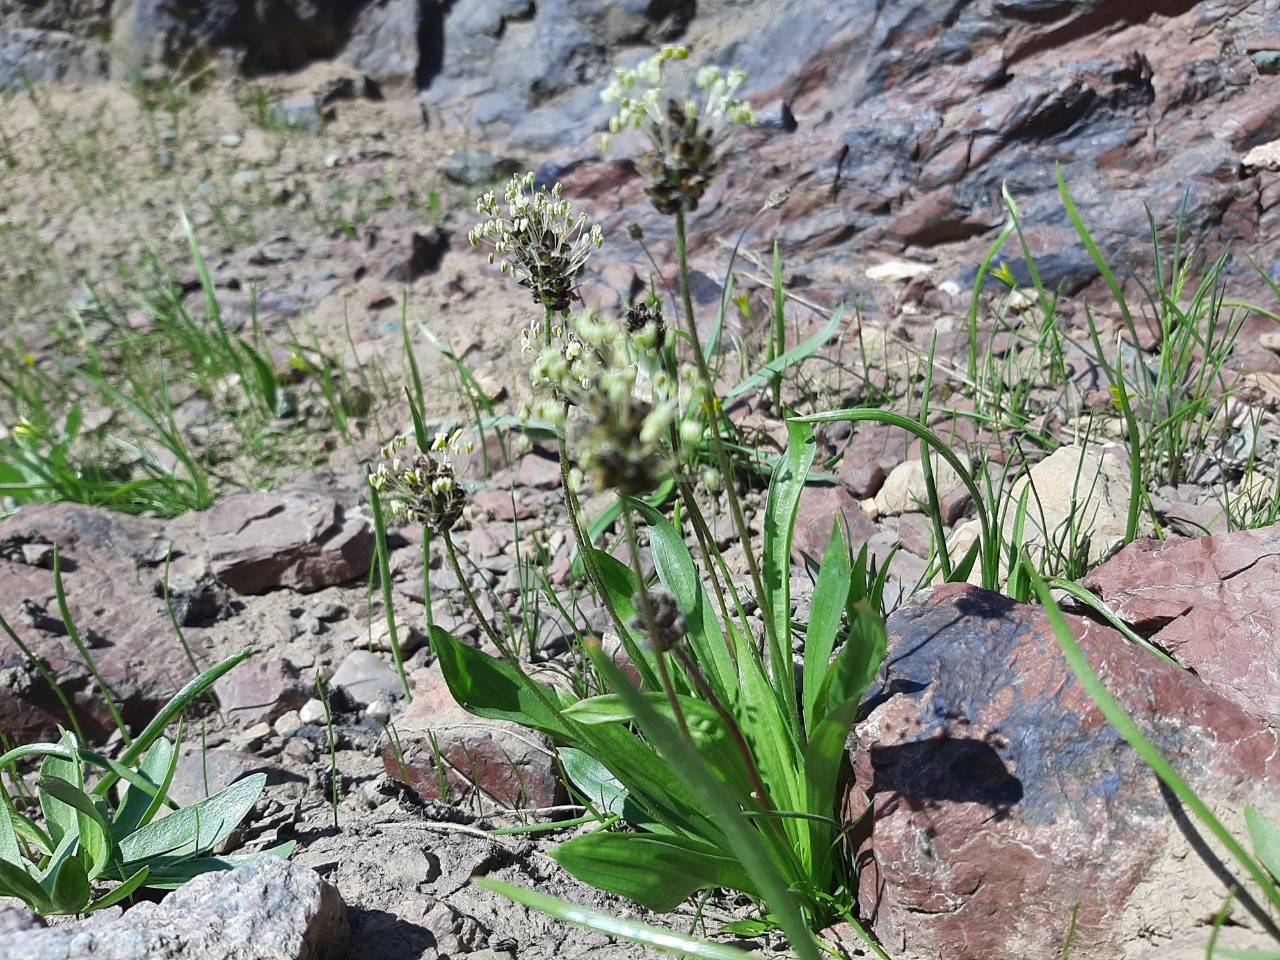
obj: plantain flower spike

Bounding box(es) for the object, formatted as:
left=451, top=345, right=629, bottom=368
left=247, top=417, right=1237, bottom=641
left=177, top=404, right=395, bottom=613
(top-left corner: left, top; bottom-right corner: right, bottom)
left=630, top=588, right=687, bottom=653
left=601, top=45, right=757, bottom=215
left=469, top=172, right=604, bottom=314
left=518, top=309, right=680, bottom=497
left=369, top=431, right=472, bottom=534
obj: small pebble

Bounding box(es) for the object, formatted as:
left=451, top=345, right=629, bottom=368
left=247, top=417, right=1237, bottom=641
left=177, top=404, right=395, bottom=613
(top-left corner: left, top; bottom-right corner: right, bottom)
left=283, top=738, right=317, bottom=763
left=274, top=710, right=303, bottom=738
left=299, top=698, right=327, bottom=725
left=242, top=721, right=273, bottom=749
left=312, top=601, right=348, bottom=622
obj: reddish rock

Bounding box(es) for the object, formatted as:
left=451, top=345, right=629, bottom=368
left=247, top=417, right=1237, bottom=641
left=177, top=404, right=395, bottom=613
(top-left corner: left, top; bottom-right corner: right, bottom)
left=839, top=459, right=887, bottom=499
left=470, top=489, right=533, bottom=522
left=201, top=491, right=374, bottom=595
left=1082, top=526, right=1280, bottom=724
left=0, top=503, right=203, bottom=743
left=383, top=664, right=562, bottom=809
left=853, top=584, right=1280, bottom=960
left=894, top=512, right=934, bottom=559
left=885, top=187, right=999, bottom=248
left=214, top=656, right=310, bottom=727
left=938, top=482, right=972, bottom=526
left=464, top=525, right=511, bottom=560
left=791, top=484, right=878, bottom=562
left=834, top=420, right=915, bottom=497
left=515, top=448, right=562, bottom=491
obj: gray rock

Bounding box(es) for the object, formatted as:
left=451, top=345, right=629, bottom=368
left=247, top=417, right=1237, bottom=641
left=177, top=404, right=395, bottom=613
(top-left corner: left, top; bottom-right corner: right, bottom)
left=338, top=0, right=425, bottom=88
left=0, top=856, right=348, bottom=960
left=330, top=649, right=403, bottom=706
left=0, top=27, right=108, bottom=89
left=110, top=0, right=361, bottom=75
left=419, top=0, right=688, bottom=141
left=441, top=147, right=520, bottom=186
left=166, top=745, right=282, bottom=806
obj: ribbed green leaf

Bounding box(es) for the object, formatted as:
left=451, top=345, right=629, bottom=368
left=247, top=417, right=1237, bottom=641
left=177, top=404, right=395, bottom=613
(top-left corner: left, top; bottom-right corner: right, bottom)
left=45, top=849, right=90, bottom=915
left=85, top=866, right=149, bottom=913
left=565, top=695, right=756, bottom=805
left=118, top=773, right=266, bottom=866
left=802, top=522, right=851, bottom=729
left=142, top=842, right=296, bottom=890
left=36, top=777, right=112, bottom=880
left=551, top=832, right=755, bottom=912
left=1245, top=806, right=1280, bottom=881
left=586, top=547, right=661, bottom=692
left=112, top=735, right=176, bottom=840
left=0, top=789, right=23, bottom=867
left=629, top=500, right=736, bottom=705
left=0, top=855, right=48, bottom=910
left=762, top=419, right=816, bottom=729
left=431, top=627, right=572, bottom=738
left=39, top=730, right=82, bottom=848
left=586, top=648, right=821, bottom=960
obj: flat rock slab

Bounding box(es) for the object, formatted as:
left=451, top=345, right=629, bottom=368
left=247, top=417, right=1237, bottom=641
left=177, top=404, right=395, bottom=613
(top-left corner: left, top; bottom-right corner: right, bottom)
left=0, top=502, right=198, bottom=742
left=201, top=490, right=374, bottom=594
left=1083, top=524, right=1280, bottom=724
left=0, top=492, right=372, bottom=743
left=854, top=583, right=1280, bottom=960
left=1, top=856, right=349, bottom=960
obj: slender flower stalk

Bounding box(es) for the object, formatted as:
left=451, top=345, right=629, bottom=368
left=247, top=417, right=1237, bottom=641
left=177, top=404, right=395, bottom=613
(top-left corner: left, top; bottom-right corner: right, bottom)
left=602, top=47, right=771, bottom=652
left=674, top=210, right=772, bottom=654
left=621, top=507, right=691, bottom=742
left=442, top=532, right=512, bottom=661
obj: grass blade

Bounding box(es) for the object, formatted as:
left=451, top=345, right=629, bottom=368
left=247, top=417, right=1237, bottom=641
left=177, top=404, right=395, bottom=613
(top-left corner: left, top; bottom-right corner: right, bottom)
left=476, top=876, right=762, bottom=960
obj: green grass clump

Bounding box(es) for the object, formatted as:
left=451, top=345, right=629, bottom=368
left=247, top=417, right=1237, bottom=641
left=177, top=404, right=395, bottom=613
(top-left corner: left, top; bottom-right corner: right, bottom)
left=0, top=649, right=293, bottom=916
left=0, top=210, right=375, bottom=517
